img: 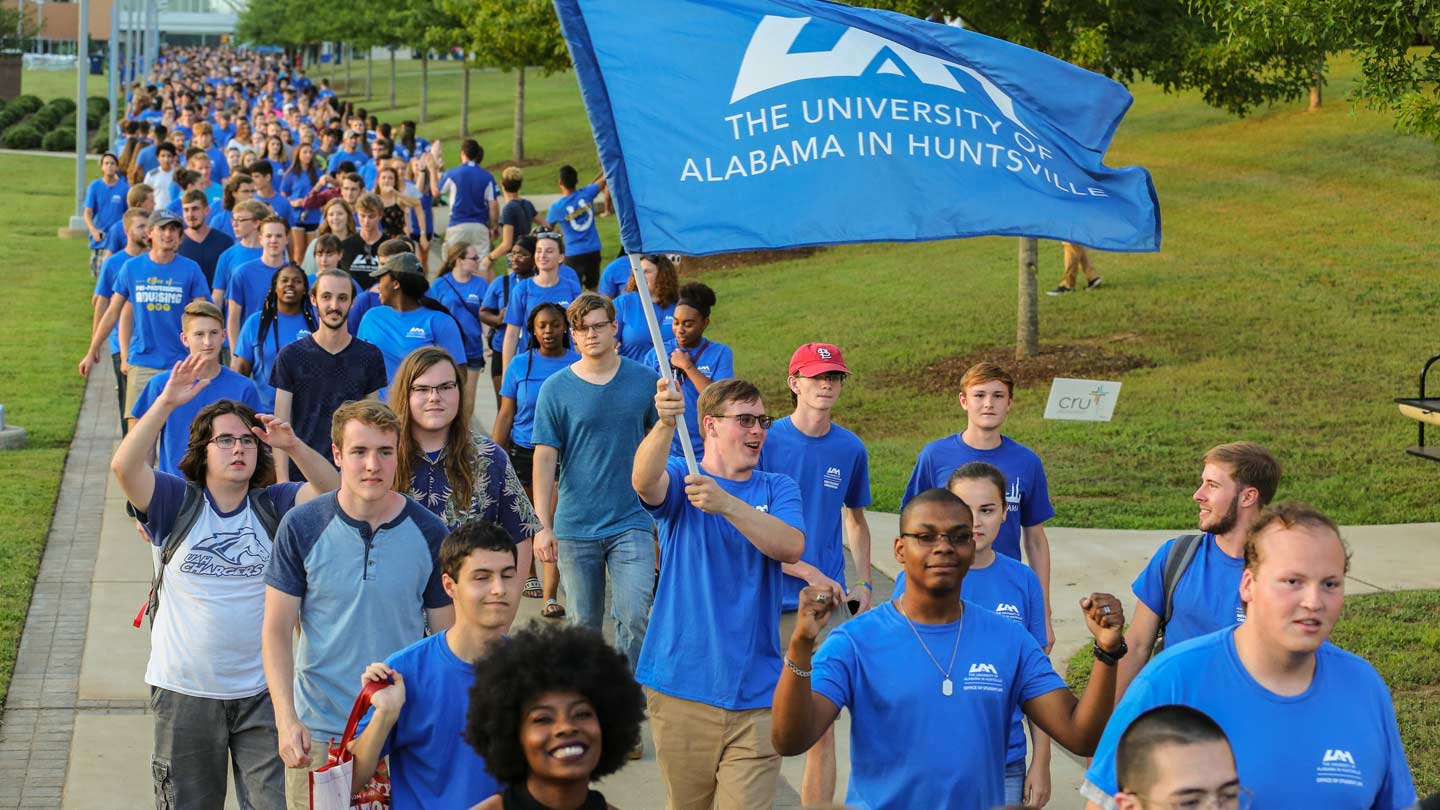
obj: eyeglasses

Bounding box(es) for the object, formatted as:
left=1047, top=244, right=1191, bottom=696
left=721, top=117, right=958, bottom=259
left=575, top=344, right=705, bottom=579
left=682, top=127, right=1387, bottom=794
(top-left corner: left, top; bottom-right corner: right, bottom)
left=232, top=217, right=256, bottom=224
left=900, top=531, right=973, bottom=547
left=804, top=372, right=848, bottom=384
left=1123, top=787, right=1254, bottom=810
left=461, top=253, right=481, bottom=262
left=570, top=320, right=613, bottom=336
left=412, top=381, right=459, bottom=398
left=711, top=413, right=774, bottom=430
left=210, top=434, right=259, bottom=450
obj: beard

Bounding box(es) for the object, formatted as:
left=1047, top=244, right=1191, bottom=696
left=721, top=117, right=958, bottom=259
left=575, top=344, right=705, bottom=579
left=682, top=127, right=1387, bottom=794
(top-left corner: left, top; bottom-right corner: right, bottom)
left=1203, top=494, right=1241, bottom=535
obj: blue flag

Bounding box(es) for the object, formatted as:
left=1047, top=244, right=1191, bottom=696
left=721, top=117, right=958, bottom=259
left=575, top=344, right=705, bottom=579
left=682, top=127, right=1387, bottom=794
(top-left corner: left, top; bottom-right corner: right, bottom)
left=555, top=0, right=1160, bottom=255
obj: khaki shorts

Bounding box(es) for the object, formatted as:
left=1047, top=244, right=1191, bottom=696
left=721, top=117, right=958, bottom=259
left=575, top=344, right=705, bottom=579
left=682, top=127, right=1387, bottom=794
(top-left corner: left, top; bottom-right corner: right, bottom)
left=124, top=364, right=164, bottom=418
left=645, top=688, right=782, bottom=810
left=283, top=740, right=328, bottom=810
left=445, top=221, right=490, bottom=251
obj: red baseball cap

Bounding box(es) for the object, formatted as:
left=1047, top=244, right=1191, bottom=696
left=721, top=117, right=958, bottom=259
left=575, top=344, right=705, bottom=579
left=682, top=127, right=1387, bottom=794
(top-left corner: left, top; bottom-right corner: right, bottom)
left=789, top=343, right=850, bottom=376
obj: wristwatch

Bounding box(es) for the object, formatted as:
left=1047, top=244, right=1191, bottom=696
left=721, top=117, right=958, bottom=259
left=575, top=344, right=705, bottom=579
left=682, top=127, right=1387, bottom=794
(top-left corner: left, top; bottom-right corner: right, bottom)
left=1092, top=638, right=1128, bottom=666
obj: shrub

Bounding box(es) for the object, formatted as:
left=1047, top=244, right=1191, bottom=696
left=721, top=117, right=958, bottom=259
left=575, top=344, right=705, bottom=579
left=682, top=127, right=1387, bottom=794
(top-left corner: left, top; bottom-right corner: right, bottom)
left=14, top=95, right=42, bottom=114
left=90, top=131, right=109, bottom=154
left=42, top=128, right=76, bottom=152
left=59, top=111, right=76, bottom=128
left=87, top=96, right=108, bottom=116
left=30, top=108, right=58, bottom=131
left=86, top=110, right=102, bottom=130
left=45, top=98, right=76, bottom=116
left=0, top=108, right=24, bottom=131
left=2, top=125, right=42, bottom=150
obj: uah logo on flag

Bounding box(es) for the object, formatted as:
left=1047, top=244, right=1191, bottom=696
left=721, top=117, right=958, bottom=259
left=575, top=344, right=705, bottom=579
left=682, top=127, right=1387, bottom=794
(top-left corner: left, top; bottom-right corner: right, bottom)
left=555, top=0, right=1160, bottom=255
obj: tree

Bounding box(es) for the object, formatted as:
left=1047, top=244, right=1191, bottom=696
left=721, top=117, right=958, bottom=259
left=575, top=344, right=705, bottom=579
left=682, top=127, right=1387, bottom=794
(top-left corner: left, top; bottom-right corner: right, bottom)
left=444, top=0, right=570, bottom=161
left=404, top=0, right=467, bottom=125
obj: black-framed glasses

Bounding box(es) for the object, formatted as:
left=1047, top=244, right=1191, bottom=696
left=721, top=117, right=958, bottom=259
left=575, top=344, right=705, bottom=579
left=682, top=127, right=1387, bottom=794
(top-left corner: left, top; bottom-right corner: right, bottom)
left=412, top=381, right=460, bottom=398
left=711, top=413, right=774, bottom=430
left=803, top=371, right=848, bottom=384
left=570, top=320, right=613, bottom=336
left=900, top=531, right=973, bottom=547
left=210, top=434, right=259, bottom=450
left=1122, top=786, right=1254, bottom=810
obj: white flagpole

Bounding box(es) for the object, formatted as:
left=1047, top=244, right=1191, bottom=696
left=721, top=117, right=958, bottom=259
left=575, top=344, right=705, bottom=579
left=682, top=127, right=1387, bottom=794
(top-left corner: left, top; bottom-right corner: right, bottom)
left=628, top=253, right=700, bottom=476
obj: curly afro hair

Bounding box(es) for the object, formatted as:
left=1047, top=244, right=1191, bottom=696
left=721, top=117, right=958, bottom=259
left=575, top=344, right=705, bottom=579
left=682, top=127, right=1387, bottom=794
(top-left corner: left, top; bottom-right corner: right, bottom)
left=466, top=624, right=645, bottom=786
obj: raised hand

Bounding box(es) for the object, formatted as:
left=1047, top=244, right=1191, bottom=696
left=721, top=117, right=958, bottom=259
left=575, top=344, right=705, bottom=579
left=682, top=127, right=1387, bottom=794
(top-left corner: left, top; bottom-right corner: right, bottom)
left=1079, top=593, right=1125, bottom=652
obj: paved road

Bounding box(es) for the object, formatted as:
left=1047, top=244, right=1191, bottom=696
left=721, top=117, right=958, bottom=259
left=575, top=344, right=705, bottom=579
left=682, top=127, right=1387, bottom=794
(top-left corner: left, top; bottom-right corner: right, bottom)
left=3, top=366, right=1437, bottom=808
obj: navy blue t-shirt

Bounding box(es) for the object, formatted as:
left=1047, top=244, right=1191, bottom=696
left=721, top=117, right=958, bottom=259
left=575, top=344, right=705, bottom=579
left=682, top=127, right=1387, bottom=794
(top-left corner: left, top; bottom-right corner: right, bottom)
left=269, top=336, right=388, bottom=478
left=179, top=228, right=235, bottom=288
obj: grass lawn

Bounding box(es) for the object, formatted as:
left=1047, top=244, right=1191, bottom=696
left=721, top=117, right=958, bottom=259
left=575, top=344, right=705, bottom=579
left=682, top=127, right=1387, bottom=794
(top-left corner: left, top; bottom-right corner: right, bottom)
left=0, top=154, right=95, bottom=702
left=1065, top=590, right=1440, bottom=793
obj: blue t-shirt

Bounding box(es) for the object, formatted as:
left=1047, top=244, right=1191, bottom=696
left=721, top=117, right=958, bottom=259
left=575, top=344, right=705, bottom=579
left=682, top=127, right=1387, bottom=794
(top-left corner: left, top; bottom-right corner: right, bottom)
left=637, top=456, right=804, bottom=710
left=113, top=253, right=211, bottom=369
left=207, top=208, right=235, bottom=238
left=356, top=306, right=467, bottom=400
left=1132, top=533, right=1246, bottom=650
left=85, top=177, right=130, bottom=248
left=758, top=418, right=871, bottom=611
left=597, top=256, right=632, bottom=299
left=481, top=274, right=519, bottom=354
left=613, top=292, right=675, bottom=363
left=206, top=146, right=230, bottom=181
left=280, top=170, right=322, bottom=226
left=642, top=339, right=735, bottom=460
left=502, top=275, right=583, bottom=354
left=962, top=556, right=1048, bottom=766
left=136, top=143, right=160, bottom=174
left=253, top=190, right=294, bottom=225
left=327, top=149, right=369, bottom=173
left=546, top=184, right=601, bottom=255
left=356, top=633, right=501, bottom=810
left=96, top=250, right=142, bottom=354
left=212, top=243, right=263, bottom=294
left=530, top=360, right=660, bottom=539
left=102, top=219, right=128, bottom=253
left=264, top=493, right=451, bottom=740
left=440, top=163, right=497, bottom=225
left=226, top=256, right=289, bottom=334
left=903, top=434, right=1055, bottom=561
left=814, top=600, right=1066, bottom=810
left=131, top=367, right=263, bottom=475
left=499, top=349, right=579, bottom=448
left=179, top=228, right=234, bottom=288
left=1082, top=628, right=1415, bottom=810
left=429, top=275, right=488, bottom=363
left=236, top=310, right=313, bottom=411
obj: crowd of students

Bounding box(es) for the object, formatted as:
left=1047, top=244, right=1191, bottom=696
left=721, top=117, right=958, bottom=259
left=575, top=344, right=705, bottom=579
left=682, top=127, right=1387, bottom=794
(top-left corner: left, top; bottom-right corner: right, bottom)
left=70, top=45, right=1434, bottom=810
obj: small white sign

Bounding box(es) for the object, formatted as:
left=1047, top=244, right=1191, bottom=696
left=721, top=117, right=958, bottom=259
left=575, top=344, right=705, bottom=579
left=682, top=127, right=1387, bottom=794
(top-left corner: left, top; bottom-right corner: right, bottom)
left=1044, top=378, right=1121, bottom=422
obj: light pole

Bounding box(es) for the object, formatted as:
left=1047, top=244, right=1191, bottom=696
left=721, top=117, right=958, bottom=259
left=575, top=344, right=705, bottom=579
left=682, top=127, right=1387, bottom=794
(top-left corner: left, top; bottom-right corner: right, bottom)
left=67, top=0, right=92, bottom=234
left=107, top=0, right=117, bottom=146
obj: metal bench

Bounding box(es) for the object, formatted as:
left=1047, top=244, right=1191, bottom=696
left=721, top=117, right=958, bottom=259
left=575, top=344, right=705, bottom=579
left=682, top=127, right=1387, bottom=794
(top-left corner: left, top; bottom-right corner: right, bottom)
left=1395, top=354, right=1440, bottom=462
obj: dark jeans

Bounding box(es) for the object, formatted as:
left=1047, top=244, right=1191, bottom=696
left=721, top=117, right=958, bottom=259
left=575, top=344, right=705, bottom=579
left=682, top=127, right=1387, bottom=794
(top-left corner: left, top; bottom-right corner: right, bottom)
left=151, top=687, right=285, bottom=810
left=568, top=251, right=602, bottom=291
left=110, top=352, right=128, bottom=436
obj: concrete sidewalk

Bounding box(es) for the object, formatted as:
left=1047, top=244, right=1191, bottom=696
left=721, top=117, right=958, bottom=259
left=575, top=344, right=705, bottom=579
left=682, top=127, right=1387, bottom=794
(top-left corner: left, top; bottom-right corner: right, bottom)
left=4, top=367, right=1438, bottom=809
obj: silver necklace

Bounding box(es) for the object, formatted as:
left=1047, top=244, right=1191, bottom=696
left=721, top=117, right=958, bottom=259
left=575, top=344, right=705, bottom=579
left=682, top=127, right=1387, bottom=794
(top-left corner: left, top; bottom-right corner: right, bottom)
left=896, top=599, right=963, bottom=696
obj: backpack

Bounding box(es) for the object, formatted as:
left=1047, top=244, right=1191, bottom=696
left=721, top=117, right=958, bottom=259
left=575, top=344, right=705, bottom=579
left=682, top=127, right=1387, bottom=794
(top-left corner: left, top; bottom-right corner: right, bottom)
left=1152, top=533, right=1204, bottom=654
left=131, top=483, right=281, bottom=629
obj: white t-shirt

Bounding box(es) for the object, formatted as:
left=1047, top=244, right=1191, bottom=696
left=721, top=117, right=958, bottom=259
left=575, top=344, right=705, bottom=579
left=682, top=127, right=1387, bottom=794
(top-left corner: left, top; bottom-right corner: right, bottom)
left=145, top=167, right=177, bottom=207
left=141, top=474, right=301, bottom=699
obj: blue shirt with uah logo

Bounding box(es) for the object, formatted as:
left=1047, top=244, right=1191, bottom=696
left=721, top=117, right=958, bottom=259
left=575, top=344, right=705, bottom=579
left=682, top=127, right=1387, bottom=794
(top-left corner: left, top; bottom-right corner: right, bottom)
left=759, top=417, right=871, bottom=611
left=546, top=184, right=602, bottom=255
left=614, top=291, right=676, bottom=363
left=637, top=456, right=804, bottom=710
left=902, top=434, right=1054, bottom=561
left=962, top=557, right=1047, bottom=767
left=356, top=306, right=468, bottom=400
left=502, top=275, right=583, bottom=353
left=598, top=255, right=633, bottom=298
left=1132, top=532, right=1246, bottom=650
left=236, top=310, right=313, bottom=412
left=642, top=338, right=734, bottom=461
left=814, top=600, right=1064, bottom=810
left=1082, top=627, right=1415, bottom=810
left=84, top=177, right=130, bottom=248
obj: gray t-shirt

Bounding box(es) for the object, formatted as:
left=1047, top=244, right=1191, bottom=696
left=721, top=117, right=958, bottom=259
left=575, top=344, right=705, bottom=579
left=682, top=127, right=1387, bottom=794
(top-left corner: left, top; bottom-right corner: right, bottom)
left=531, top=358, right=660, bottom=539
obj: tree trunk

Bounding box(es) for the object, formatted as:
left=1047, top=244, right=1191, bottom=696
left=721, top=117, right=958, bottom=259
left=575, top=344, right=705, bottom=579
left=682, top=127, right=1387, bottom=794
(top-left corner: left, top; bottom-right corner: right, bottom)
left=366, top=49, right=373, bottom=99
left=1308, top=57, right=1323, bottom=111
left=460, top=56, right=470, bottom=139
left=344, top=44, right=351, bottom=93
left=1016, top=237, right=1040, bottom=359
left=388, top=49, right=396, bottom=109
left=513, top=66, right=526, bottom=162
left=419, top=51, right=429, bottom=124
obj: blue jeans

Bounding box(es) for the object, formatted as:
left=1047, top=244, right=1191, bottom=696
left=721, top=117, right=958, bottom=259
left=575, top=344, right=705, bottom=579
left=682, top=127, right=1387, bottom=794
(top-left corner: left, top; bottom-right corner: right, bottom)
left=556, top=529, right=656, bottom=669
left=1004, top=758, right=1025, bottom=805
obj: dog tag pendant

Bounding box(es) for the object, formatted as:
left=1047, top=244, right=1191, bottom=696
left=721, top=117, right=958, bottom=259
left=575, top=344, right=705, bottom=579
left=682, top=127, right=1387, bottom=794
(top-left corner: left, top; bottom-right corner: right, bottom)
left=942, top=678, right=953, bottom=696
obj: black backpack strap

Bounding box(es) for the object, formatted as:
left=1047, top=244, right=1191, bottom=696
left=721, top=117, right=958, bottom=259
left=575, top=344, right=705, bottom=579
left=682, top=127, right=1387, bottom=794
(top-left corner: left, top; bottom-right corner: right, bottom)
left=1155, top=533, right=1204, bottom=654
left=248, top=487, right=281, bottom=539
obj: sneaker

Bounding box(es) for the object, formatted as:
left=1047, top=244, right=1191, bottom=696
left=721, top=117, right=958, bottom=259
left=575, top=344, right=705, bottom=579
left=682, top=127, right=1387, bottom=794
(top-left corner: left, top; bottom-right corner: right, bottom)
left=1046, top=286, right=1073, bottom=296
left=1086, top=277, right=1104, bottom=290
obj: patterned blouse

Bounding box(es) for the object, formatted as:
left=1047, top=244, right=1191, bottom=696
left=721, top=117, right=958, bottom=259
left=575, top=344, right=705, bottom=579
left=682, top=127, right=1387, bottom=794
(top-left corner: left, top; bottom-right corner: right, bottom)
left=408, top=435, right=543, bottom=542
